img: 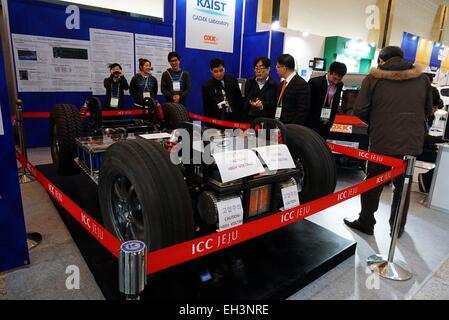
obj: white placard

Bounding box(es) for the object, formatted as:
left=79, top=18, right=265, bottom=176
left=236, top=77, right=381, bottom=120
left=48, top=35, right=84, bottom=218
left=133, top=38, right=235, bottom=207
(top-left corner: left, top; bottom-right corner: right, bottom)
left=281, top=185, right=300, bottom=210
left=139, top=133, right=171, bottom=140
left=216, top=197, right=243, bottom=231
left=11, top=33, right=91, bottom=92
left=89, top=28, right=134, bottom=95
left=185, top=0, right=236, bottom=53
left=253, top=144, right=296, bottom=171
left=135, top=34, right=173, bottom=95
left=213, top=149, right=265, bottom=183
left=320, top=108, right=331, bottom=121
left=0, top=103, right=4, bottom=135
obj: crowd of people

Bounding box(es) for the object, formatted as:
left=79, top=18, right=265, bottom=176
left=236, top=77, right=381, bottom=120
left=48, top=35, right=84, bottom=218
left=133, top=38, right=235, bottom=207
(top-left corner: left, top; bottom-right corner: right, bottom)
left=102, top=46, right=442, bottom=238
left=102, top=51, right=348, bottom=140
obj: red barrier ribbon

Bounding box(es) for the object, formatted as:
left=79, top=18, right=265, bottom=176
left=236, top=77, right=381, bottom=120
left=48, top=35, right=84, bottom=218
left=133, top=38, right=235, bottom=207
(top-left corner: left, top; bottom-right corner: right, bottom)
left=327, top=143, right=404, bottom=168
left=144, top=162, right=405, bottom=274
left=16, top=151, right=121, bottom=258
left=188, top=112, right=251, bottom=129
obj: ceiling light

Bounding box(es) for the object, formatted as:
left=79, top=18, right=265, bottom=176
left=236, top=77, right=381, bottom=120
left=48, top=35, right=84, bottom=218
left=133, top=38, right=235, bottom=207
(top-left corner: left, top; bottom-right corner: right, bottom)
left=271, top=21, right=280, bottom=30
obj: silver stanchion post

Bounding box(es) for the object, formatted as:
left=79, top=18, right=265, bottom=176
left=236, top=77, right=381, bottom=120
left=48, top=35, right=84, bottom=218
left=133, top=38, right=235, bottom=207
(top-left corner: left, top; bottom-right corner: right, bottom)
left=15, top=99, right=35, bottom=184
left=119, top=240, right=147, bottom=300
left=15, top=99, right=42, bottom=250
left=366, top=155, right=416, bottom=281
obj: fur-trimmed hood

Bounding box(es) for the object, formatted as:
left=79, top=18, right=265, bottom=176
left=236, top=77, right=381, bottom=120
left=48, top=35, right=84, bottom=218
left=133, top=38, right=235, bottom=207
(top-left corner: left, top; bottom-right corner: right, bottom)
left=370, top=57, right=424, bottom=81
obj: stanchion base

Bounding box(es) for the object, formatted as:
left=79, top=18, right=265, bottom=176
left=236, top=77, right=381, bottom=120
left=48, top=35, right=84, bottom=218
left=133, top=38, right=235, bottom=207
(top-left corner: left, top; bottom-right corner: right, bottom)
left=367, top=254, right=413, bottom=281
left=19, top=173, right=36, bottom=184
left=27, top=232, right=42, bottom=250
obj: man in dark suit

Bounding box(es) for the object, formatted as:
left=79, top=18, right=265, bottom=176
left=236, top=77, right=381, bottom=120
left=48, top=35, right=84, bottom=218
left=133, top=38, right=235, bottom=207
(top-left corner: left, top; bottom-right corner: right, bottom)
left=202, top=58, right=243, bottom=122
left=306, top=62, right=347, bottom=138
left=243, top=56, right=279, bottom=122
left=275, top=54, right=310, bottom=125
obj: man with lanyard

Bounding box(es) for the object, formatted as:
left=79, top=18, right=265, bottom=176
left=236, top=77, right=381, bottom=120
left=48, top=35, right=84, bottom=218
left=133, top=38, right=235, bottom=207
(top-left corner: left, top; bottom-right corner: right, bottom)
left=306, top=62, right=347, bottom=138
left=275, top=54, right=310, bottom=125
left=161, top=52, right=191, bottom=106
left=202, top=57, right=243, bottom=122
left=103, top=63, right=129, bottom=110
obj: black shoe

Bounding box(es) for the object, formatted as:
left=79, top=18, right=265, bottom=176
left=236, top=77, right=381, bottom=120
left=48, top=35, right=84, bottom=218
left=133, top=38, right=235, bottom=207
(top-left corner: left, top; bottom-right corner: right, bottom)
left=418, top=173, right=429, bottom=193
left=343, top=218, right=374, bottom=235
left=390, top=226, right=405, bottom=238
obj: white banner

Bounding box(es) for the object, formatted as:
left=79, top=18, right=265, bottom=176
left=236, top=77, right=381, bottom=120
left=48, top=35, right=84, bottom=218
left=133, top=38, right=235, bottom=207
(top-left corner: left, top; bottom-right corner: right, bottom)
left=89, top=28, right=134, bottom=95
left=185, top=0, right=236, bottom=53
left=135, top=34, right=172, bottom=95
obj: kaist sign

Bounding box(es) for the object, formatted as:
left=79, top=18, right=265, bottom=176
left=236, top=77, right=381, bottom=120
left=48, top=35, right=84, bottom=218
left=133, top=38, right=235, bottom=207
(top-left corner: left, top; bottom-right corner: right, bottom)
left=186, top=0, right=236, bottom=53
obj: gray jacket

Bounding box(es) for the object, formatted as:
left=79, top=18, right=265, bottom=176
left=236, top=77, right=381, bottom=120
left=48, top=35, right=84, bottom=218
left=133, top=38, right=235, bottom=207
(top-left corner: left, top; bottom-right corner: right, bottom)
left=354, top=57, right=432, bottom=156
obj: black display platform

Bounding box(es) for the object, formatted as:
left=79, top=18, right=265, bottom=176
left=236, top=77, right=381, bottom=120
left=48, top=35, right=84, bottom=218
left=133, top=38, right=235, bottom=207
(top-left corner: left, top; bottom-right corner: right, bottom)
left=38, top=164, right=356, bottom=300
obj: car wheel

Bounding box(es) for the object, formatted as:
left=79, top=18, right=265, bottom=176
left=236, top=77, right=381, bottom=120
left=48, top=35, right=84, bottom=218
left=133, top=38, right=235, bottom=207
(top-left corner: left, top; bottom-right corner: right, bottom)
left=162, top=103, right=190, bottom=129
left=98, top=138, right=194, bottom=250
left=49, top=104, right=82, bottom=175
left=285, top=124, right=337, bottom=203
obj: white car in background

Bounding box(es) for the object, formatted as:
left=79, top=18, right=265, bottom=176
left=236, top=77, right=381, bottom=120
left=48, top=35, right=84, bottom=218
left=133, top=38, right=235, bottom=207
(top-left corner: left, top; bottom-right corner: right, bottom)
left=436, top=86, right=449, bottom=111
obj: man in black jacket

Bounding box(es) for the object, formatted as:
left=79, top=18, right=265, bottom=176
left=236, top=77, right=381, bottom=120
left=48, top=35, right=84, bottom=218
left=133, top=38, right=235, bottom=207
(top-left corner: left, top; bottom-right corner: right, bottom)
left=202, top=58, right=243, bottom=122
left=243, top=56, right=279, bottom=122
left=275, top=54, right=310, bottom=125
left=306, top=62, right=347, bottom=138
left=161, top=52, right=191, bottom=106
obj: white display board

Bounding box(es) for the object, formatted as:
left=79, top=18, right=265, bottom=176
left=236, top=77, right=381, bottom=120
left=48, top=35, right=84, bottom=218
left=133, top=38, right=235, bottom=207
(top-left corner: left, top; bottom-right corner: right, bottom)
left=134, top=34, right=172, bottom=95
left=283, top=33, right=325, bottom=81
left=89, top=28, right=134, bottom=95
left=12, top=33, right=91, bottom=92
left=429, top=144, right=449, bottom=214
left=0, top=103, right=4, bottom=136
left=185, top=0, right=236, bottom=53
left=58, top=0, right=164, bottom=19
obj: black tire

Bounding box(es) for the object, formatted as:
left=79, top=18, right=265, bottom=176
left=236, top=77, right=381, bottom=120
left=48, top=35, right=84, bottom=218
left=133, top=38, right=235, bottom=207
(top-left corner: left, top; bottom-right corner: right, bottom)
left=162, top=103, right=190, bottom=129
left=285, top=124, right=337, bottom=203
left=98, top=138, right=194, bottom=251
left=49, top=104, right=82, bottom=175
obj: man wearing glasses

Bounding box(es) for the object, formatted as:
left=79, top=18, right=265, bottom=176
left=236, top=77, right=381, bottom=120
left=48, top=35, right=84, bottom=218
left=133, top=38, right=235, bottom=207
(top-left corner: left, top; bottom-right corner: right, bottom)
left=275, top=54, right=310, bottom=125
left=243, top=57, right=279, bottom=122
left=161, top=52, right=191, bottom=106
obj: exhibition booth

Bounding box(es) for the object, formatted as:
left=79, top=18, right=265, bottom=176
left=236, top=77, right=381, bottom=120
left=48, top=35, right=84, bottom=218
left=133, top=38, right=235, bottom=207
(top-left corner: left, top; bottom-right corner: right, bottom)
left=1, top=0, right=448, bottom=302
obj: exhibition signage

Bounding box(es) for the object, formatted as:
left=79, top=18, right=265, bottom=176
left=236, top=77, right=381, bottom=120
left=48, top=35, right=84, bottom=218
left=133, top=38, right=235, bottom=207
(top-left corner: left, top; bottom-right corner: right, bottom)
left=0, top=104, right=29, bottom=272
left=185, top=0, right=236, bottom=53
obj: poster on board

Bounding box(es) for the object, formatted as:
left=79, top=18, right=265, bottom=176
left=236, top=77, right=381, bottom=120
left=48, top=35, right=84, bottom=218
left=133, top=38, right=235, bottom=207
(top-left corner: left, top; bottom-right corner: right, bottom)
left=134, top=34, right=172, bottom=95
left=11, top=34, right=91, bottom=92
left=89, top=28, right=134, bottom=95
left=185, top=0, right=236, bottom=53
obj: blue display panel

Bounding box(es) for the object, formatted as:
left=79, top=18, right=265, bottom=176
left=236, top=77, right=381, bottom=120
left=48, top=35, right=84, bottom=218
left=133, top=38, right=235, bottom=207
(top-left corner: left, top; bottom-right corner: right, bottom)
left=0, top=28, right=29, bottom=272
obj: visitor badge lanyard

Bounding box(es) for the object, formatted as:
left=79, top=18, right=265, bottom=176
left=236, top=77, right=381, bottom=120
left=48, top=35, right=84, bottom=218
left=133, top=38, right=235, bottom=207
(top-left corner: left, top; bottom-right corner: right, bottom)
left=168, top=70, right=183, bottom=92
left=320, top=85, right=334, bottom=121
left=218, top=83, right=231, bottom=113
left=143, top=76, right=151, bottom=99
left=276, top=81, right=287, bottom=120
left=110, top=81, right=120, bottom=108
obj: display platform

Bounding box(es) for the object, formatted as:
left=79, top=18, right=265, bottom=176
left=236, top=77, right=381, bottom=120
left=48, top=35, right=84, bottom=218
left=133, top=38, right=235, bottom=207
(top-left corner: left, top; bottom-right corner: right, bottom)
left=37, top=164, right=356, bottom=300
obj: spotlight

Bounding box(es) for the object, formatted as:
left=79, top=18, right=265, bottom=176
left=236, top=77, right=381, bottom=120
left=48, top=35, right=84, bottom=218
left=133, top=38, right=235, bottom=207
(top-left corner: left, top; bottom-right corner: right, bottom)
left=271, top=21, right=280, bottom=30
